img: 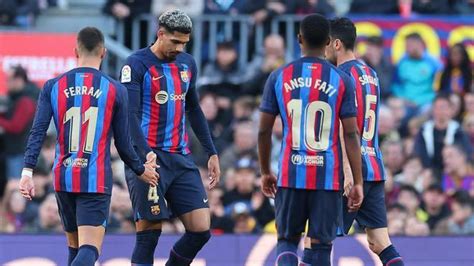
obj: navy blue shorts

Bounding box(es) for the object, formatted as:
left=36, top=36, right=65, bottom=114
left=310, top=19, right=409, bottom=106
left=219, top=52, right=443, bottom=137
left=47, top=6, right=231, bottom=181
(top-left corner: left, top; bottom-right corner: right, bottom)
left=275, top=187, right=342, bottom=243
left=342, top=181, right=388, bottom=234
left=125, top=150, right=208, bottom=222
left=55, top=192, right=111, bottom=232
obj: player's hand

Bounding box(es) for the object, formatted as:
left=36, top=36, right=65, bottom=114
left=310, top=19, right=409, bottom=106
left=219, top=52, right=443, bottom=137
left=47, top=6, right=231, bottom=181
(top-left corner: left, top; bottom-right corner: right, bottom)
left=208, top=155, right=221, bottom=189
left=19, top=169, right=35, bottom=201
left=261, top=173, right=277, bottom=198
left=146, top=151, right=159, bottom=167
left=139, top=164, right=159, bottom=187
left=347, top=183, right=363, bottom=212
left=343, top=174, right=354, bottom=197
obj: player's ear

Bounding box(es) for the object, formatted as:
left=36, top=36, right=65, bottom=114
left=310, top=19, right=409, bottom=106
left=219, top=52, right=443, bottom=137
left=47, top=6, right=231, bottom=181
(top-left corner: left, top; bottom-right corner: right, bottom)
left=297, top=34, right=302, bottom=45
left=100, top=48, right=107, bottom=59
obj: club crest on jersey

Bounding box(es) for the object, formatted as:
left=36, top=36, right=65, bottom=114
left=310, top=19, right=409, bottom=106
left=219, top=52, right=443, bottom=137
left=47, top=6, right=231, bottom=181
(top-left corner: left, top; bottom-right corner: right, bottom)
left=180, top=70, right=190, bottom=82
left=121, top=65, right=131, bottom=83
left=155, top=91, right=169, bottom=104
left=151, top=205, right=161, bottom=215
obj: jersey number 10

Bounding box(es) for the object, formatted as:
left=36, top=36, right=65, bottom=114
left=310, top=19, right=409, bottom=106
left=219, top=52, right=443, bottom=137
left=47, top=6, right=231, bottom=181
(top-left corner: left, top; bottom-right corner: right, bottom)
left=287, top=99, right=332, bottom=151
left=63, top=106, right=99, bottom=153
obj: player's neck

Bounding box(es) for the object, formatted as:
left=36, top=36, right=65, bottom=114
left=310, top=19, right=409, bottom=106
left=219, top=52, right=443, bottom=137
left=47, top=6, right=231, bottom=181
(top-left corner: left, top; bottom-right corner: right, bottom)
left=337, top=51, right=356, bottom=66
left=77, top=57, right=101, bottom=70
left=301, top=49, right=325, bottom=59
left=150, top=42, right=166, bottom=60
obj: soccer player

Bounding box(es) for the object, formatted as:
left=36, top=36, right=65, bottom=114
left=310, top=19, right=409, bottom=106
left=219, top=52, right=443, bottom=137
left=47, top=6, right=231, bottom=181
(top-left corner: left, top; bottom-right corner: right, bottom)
left=19, top=27, right=159, bottom=266
left=322, top=17, right=404, bottom=266
left=121, top=10, right=221, bottom=266
left=258, top=14, right=364, bottom=266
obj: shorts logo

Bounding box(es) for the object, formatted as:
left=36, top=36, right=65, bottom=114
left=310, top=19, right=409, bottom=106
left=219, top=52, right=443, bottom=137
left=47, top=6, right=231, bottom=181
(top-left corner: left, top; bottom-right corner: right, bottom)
left=150, top=205, right=161, bottom=215
left=155, top=91, right=169, bottom=104
left=180, top=70, right=189, bottom=82
left=121, top=65, right=131, bottom=83
left=291, top=154, right=324, bottom=166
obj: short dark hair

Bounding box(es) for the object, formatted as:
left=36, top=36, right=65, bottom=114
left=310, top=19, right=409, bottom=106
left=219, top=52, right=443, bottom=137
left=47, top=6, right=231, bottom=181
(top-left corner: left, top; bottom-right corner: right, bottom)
left=433, top=92, right=453, bottom=105
left=367, top=36, right=384, bottom=47
left=77, top=27, right=104, bottom=54
left=300, top=14, right=330, bottom=48
left=406, top=32, right=423, bottom=42
left=10, top=65, right=28, bottom=82
left=399, top=185, right=420, bottom=198
left=217, top=41, right=235, bottom=51
left=329, top=17, right=357, bottom=50
left=452, top=190, right=473, bottom=209
left=158, top=9, right=192, bottom=34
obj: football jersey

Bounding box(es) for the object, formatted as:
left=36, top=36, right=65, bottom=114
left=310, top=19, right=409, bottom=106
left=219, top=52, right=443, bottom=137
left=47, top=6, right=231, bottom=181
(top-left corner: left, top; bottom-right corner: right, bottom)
left=121, top=48, right=196, bottom=154
left=24, top=67, right=144, bottom=194
left=339, top=60, right=386, bottom=181
left=260, top=57, right=357, bottom=191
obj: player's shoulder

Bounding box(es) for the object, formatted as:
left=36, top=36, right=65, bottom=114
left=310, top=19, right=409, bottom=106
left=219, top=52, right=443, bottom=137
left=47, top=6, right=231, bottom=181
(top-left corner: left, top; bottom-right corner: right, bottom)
left=176, top=52, right=197, bottom=68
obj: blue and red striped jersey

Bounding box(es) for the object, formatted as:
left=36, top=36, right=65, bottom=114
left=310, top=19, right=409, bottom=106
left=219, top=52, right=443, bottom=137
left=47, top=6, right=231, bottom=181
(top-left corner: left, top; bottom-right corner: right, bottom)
left=339, top=60, right=386, bottom=181
left=260, top=57, right=357, bottom=191
left=121, top=48, right=216, bottom=157
left=24, top=67, right=145, bottom=194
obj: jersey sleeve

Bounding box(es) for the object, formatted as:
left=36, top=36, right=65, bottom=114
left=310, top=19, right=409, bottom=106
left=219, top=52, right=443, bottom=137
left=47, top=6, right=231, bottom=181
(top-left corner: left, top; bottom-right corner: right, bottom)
left=120, top=56, right=153, bottom=158
left=23, top=80, right=54, bottom=169
left=339, top=73, right=357, bottom=119
left=185, top=59, right=218, bottom=157
left=259, top=71, right=279, bottom=115
left=111, top=84, right=145, bottom=176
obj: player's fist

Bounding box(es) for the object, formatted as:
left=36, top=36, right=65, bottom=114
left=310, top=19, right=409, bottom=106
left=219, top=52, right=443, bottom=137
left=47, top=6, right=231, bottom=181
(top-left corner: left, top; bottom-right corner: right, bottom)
left=347, top=183, right=363, bottom=212
left=208, top=155, right=221, bottom=189
left=261, top=173, right=277, bottom=198
left=140, top=164, right=159, bottom=187
left=19, top=168, right=35, bottom=201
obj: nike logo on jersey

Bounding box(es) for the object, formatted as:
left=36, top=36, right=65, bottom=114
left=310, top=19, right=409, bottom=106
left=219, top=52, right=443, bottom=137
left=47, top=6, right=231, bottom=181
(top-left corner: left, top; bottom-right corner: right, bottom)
left=153, top=75, right=165, bottom=81
left=203, top=198, right=209, bottom=203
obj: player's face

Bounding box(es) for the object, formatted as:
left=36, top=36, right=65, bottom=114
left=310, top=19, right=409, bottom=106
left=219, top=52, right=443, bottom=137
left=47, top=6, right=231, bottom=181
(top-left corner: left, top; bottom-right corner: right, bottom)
left=158, top=29, right=190, bottom=60
left=325, top=38, right=337, bottom=65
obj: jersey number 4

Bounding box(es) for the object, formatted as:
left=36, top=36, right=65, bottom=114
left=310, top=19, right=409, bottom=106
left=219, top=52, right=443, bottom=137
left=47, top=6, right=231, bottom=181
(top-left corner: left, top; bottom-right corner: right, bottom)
left=287, top=99, right=332, bottom=151
left=63, top=106, right=99, bottom=153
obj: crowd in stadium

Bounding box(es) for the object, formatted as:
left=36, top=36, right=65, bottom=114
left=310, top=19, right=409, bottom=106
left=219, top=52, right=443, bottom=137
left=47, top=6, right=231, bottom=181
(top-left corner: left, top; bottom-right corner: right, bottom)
left=0, top=0, right=473, bottom=237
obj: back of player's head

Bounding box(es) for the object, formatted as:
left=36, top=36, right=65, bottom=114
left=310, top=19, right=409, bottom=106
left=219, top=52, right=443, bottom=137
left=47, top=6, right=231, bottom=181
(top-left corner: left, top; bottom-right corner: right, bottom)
left=329, top=17, right=356, bottom=50
left=158, top=9, right=192, bottom=34
left=299, top=14, right=330, bottom=49
left=77, top=27, right=104, bottom=56
left=10, top=65, right=28, bottom=82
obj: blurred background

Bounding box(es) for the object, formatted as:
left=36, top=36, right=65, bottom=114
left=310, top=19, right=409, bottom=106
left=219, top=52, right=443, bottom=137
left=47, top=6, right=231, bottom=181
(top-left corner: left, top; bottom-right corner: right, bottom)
left=0, top=0, right=473, bottom=256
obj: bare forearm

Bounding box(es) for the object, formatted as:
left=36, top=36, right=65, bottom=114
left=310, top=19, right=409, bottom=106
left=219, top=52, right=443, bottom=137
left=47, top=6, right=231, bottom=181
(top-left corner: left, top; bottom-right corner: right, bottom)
left=344, top=131, right=363, bottom=185
left=258, top=130, right=273, bottom=175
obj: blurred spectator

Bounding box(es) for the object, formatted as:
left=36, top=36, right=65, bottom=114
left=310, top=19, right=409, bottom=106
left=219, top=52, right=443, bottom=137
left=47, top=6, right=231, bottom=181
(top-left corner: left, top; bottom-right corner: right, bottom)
left=412, top=0, right=455, bottom=14
left=394, top=156, right=424, bottom=191
left=0, top=66, right=39, bottom=180
left=434, top=191, right=474, bottom=234
left=404, top=216, right=430, bottom=236
left=441, top=144, right=474, bottom=196
left=439, top=43, right=473, bottom=95
left=386, top=97, right=411, bottom=137
left=204, top=0, right=246, bottom=14
left=361, top=36, right=394, bottom=100
left=378, top=105, right=399, bottom=142
left=244, top=0, right=288, bottom=25
left=231, top=202, right=261, bottom=233
left=414, top=94, right=473, bottom=178
left=199, top=41, right=244, bottom=99
left=152, top=0, right=204, bottom=17
left=397, top=185, right=426, bottom=222
left=463, top=114, right=474, bottom=147
left=243, top=34, right=286, bottom=96
left=103, top=0, right=151, bottom=48
left=392, top=33, right=442, bottom=111
left=270, top=117, right=283, bottom=174
left=0, top=0, right=16, bottom=25
left=220, top=120, right=258, bottom=172
left=209, top=188, right=234, bottom=233
left=0, top=180, right=26, bottom=232
left=465, top=92, right=474, bottom=117
left=349, top=0, right=398, bottom=14
left=454, top=0, right=474, bottom=14
left=421, top=184, right=450, bottom=231
left=287, top=0, right=335, bottom=15
left=382, top=140, right=406, bottom=176
left=387, top=203, right=408, bottom=235
left=31, top=194, right=62, bottom=233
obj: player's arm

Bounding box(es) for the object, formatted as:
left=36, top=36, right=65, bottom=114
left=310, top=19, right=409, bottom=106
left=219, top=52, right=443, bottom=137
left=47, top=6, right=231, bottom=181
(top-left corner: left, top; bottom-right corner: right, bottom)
left=339, top=122, right=354, bottom=196
left=112, top=85, right=158, bottom=186
left=258, top=71, right=279, bottom=198
left=185, top=60, right=220, bottom=188
left=120, top=59, right=154, bottom=160
left=20, top=81, right=54, bottom=200
left=340, top=74, right=363, bottom=211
